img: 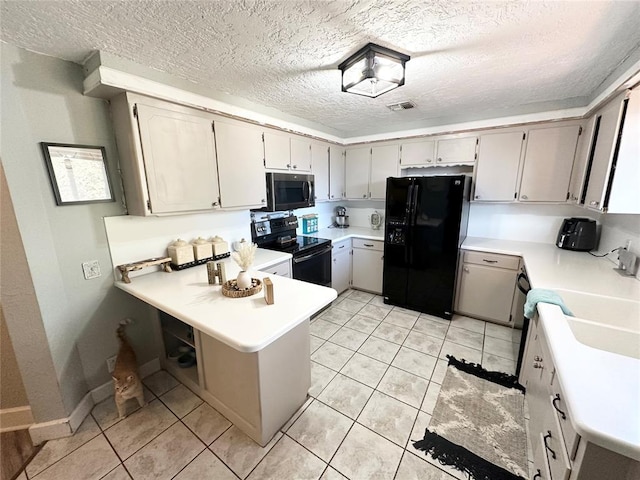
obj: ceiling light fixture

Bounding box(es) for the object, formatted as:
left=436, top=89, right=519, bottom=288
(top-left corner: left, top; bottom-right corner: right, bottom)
left=338, top=43, right=410, bottom=98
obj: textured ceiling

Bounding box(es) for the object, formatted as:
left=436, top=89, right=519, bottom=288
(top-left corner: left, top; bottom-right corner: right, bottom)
left=2, top=0, right=640, bottom=137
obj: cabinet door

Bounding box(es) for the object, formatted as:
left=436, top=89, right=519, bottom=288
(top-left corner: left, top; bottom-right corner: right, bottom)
left=456, top=263, right=516, bottom=324
left=400, top=140, right=436, bottom=166
left=519, top=126, right=580, bottom=202
left=370, top=145, right=399, bottom=199
left=215, top=120, right=267, bottom=209
left=606, top=90, right=640, bottom=214
left=332, top=247, right=351, bottom=294
left=567, top=119, right=594, bottom=204
left=329, top=145, right=345, bottom=200
left=583, top=95, right=626, bottom=211
left=352, top=247, right=383, bottom=294
left=345, top=147, right=370, bottom=199
left=290, top=136, right=312, bottom=172
left=474, top=131, right=524, bottom=202
left=435, top=137, right=477, bottom=165
left=311, top=142, right=330, bottom=202
left=136, top=103, right=220, bottom=214
left=263, top=129, right=291, bottom=170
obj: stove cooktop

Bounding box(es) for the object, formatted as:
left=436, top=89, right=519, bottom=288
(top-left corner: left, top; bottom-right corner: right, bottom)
left=260, top=235, right=331, bottom=255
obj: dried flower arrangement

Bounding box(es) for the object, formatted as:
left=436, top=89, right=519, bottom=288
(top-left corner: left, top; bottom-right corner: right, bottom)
left=231, top=242, right=257, bottom=271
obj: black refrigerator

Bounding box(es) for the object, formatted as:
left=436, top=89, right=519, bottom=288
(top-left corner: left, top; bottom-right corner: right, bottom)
left=382, top=175, right=470, bottom=319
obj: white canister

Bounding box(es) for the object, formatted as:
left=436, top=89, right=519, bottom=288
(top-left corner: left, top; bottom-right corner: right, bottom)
left=210, top=236, right=230, bottom=257
left=168, top=239, right=195, bottom=265
left=192, top=237, right=213, bottom=261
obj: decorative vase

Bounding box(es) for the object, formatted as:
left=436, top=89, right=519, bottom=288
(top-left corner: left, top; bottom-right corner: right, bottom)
left=236, top=270, right=252, bottom=290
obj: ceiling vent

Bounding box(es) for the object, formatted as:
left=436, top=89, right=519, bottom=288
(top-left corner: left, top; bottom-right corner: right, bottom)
left=386, top=101, right=416, bottom=111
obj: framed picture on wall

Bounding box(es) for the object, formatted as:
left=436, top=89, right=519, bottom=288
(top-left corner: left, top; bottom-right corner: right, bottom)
left=40, top=142, right=115, bottom=205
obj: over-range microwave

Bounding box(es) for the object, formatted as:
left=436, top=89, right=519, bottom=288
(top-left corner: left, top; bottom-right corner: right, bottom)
left=264, top=172, right=315, bottom=211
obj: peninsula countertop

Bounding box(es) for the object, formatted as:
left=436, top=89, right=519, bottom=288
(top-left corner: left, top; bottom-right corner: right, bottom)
left=463, top=236, right=640, bottom=460
left=115, top=248, right=337, bottom=353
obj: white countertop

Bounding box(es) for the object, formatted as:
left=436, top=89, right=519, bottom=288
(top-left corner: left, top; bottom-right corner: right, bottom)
left=116, top=248, right=337, bottom=353
left=311, top=226, right=385, bottom=243
left=462, top=237, right=640, bottom=460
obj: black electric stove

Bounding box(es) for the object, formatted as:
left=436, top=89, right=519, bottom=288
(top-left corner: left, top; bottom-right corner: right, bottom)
left=251, top=215, right=332, bottom=287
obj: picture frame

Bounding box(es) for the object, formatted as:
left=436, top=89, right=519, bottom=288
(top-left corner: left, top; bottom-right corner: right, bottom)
left=41, top=142, right=115, bottom=206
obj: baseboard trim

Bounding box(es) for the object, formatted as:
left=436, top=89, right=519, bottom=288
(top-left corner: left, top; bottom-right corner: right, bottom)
left=0, top=406, right=35, bottom=433
left=28, top=357, right=161, bottom=444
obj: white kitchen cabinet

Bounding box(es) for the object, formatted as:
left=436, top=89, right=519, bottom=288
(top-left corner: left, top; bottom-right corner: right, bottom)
left=518, top=125, right=580, bottom=202
left=264, top=130, right=311, bottom=172
left=345, top=147, right=370, bottom=199
left=435, top=136, right=477, bottom=165
left=455, top=251, right=520, bottom=325
left=259, top=259, right=292, bottom=278
left=399, top=139, right=436, bottom=167
left=110, top=92, right=221, bottom=215
left=345, top=145, right=398, bottom=200
left=474, top=131, right=525, bottom=202
left=582, top=92, right=627, bottom=212
left=329, top=145, right=345, bottom=200
left=331, top=239, right=351, bottom=294
left=214, top=119, right=267, bottom=209
left=567, top=119, right=594, bottom=204
left=311, top=142, right=330, bottom=202
left=351, top=239, right=383, bottom=294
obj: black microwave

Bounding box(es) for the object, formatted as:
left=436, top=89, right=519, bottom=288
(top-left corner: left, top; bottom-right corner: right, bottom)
left=264, top=172, right=315, bottom=211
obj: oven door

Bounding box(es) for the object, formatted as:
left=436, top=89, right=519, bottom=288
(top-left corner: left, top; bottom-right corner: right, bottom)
left=266, top=172, right=315, bottom=211
left=292, top=244, right=332, bottom=287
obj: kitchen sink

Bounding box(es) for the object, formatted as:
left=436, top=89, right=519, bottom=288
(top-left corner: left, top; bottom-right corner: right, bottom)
left=554, top=288, right=640, bottom=331
left=566, top=316, right=640, bottom=360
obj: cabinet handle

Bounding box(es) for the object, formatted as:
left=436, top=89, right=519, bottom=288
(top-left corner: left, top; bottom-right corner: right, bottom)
left=363, top=243, right=374, bottom=247
left=475, top=195, right=480, bottom=199
left=533, top=362, right=543, bottom=369
left=543, top=431, right=556, bottom=459
left=482, top=259, right=498, bottom=264
left=590, top=200, right=600, bottom=206
left=212, top=201, right=219, bottom=207
left=463, top=266, right=470, bottom=272
left=437, top=157, right=442, bottom=162
left=534, top=356, right=542, bottom=362
left=339, top=245, right=345, bottom=249
left=261, top=199, right=266, bottom=203
left=363, top=194, right=367, bottom=198
left=552, top=394, right=567, bottom=420
left=293, top=165, right=297, bottom=169
left=427, top=159, right=432, bottom=163
left=533, top=469, right=541, bottom=480
left=521, top=194, right=528, bottom=200
left=331, top=194, right=334, bottom=198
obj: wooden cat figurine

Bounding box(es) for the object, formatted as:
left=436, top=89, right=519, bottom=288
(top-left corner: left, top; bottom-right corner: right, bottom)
left=113, top=319, right=146, bottom=419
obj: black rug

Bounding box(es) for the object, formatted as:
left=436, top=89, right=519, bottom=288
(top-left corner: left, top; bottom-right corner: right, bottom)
left=413, top=355, right=528, bottom=480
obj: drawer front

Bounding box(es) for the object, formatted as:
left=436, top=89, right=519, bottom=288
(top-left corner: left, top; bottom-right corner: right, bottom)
left=532, top=432, right=554, bottom=480
left=260, top=259, right=291, bottom=278
left=352, top=238, right=383, bottom=251
left=332, top=239, right=351, bottom=256
left=463, top=250, right=520, bottom=270
left=544, top=396, right=572, bottom=480
left=550, top=378, right=580, bottom=460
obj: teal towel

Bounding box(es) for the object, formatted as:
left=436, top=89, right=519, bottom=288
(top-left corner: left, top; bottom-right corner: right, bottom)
left=524, top=289, right=573, bottom=319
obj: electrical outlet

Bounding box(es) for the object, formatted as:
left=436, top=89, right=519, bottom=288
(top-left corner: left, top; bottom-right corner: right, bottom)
left=106, top=355, right=117, bottom=373
left=625, top=239, right=632, bottom=251
left=82, top=260, right=101, bottom=280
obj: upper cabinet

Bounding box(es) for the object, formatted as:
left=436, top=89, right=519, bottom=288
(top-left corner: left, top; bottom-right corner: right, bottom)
left=214, top=119, right=267, bottom=209
left=329, top=145, right=346, bottom=200
left=474, top=131, right=525, bottom=202
left=435, top=137, right=477, bottom=165
left=567, top=118, right=595, bottom=204
left=580, top=91, right=638, bottom=213
left=311, top=141, right=330, bottom=202
left=345, top=144, right=399, bottom=200
left=399, top=140, right=436, bottom=166
left=110, top=93, right=221, bottom=215
left=263, top=129, right=311, bottom=172
left=518, top=125, right=580, bottom=202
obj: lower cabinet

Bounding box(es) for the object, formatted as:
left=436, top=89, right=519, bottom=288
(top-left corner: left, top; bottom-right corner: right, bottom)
left=455, top=250, right=521, bottom=325
left=331, top=239, right=351, bottom=294
left=351, top=238, right=384, bottom=294
left=521, top=317, right=640, bottom=480
left=259, top=259, right=291, bottom=278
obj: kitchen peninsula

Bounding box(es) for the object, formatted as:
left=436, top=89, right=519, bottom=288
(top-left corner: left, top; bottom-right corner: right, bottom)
left=115, top=249, right=337, bottom=446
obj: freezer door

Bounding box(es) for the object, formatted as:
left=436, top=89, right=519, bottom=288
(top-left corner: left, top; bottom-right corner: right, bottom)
left=405, top=176, right=466, bottom=318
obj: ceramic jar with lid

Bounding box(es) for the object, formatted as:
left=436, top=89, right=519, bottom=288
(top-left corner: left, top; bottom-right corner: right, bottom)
left=192, top=237, right=213, bottom=260
left=210, top=236, right=230, bottom=257
left=168, top=239, right=195, bottom=266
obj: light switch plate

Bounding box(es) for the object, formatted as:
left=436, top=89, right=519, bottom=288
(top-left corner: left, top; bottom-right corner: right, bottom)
left=82, top=260, right=101, bottom=280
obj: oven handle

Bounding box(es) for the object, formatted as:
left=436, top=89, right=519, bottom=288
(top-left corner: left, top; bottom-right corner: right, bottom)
left=293, top=245, right=332, bottom=264
left=303, top=181, right=311, bottom=202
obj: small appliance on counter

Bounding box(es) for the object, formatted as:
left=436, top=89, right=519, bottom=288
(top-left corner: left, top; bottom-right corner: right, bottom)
left=556, top=218, right=597, bottom=251
left=370, top=210, right=382, bottom=230
left=335, top=206, right=349, bottom=228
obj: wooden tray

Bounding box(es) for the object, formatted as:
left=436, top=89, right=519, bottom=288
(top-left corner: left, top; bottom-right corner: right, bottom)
left=221, top=278, right=262, bottom=298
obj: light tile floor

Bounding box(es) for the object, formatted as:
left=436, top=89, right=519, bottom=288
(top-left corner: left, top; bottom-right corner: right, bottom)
left=21, top=289, right=525, bottom=480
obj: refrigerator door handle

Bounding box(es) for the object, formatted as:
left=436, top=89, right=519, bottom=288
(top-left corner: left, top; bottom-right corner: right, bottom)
left=404, top=184, right=414, bottom=220
left=410, top=183, right=419, bottom=226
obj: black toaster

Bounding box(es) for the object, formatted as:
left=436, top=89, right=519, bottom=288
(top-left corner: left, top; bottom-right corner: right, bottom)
left=556, top=218, right=597, bottom=251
